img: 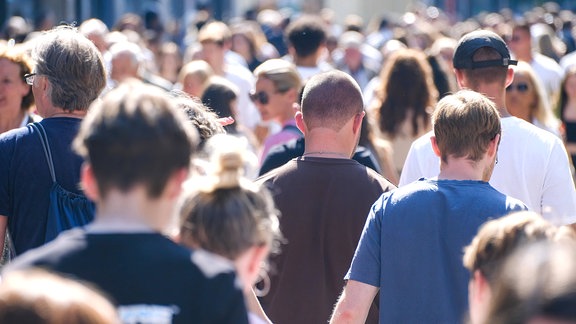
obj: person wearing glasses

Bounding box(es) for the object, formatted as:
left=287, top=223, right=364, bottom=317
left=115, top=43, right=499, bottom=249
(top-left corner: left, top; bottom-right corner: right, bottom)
left=252, top=59, right=302, bottom=164
left=0, top=26, right=106, bottom=256
left=505, top=61, right=561, bottom=136
left=400, top=30, right=576, bottom=226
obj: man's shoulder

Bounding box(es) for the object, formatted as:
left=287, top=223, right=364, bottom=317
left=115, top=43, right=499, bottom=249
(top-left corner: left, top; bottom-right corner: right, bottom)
left=502, top=117, right=562, bottom=146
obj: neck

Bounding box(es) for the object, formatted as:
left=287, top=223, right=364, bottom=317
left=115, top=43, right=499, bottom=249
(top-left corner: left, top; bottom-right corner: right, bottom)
left=0, top=109, right=26, bottom=133
left=437, top=158, right=487, bottom=182
left=295, top=55, right=319, bottom=68
left=303, top=129, right=354, bottom=159
left=89, top=188, right=175, bottom=234
left=469, top=85, right=511, bottom=118
left=46, top=109, right=86, bottom=119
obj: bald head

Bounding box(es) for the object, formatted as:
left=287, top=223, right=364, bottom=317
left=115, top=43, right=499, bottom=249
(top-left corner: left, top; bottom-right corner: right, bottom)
left=301, top=70, right=363, bottom=131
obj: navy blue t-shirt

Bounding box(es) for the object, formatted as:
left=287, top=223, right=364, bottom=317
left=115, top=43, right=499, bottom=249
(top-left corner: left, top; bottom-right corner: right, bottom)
left=0, top=118, right=85, bottom=255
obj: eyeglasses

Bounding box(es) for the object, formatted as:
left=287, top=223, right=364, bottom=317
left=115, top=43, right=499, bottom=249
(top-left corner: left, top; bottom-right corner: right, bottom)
left=23, top=73, right=37, bottom=85
left=249, top=91, right=271, bottom=105
left=506, top=83, right=529, bottom=93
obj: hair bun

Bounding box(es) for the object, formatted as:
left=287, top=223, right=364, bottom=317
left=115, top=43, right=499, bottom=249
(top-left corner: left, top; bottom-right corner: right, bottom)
left=204, top=134, right=257, bottom=190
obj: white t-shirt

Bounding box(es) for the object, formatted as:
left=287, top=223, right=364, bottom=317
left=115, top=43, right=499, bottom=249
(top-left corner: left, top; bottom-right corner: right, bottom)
left=399, top=116, right=576, bottom=225
left=531, top=52, right=564, bottom=100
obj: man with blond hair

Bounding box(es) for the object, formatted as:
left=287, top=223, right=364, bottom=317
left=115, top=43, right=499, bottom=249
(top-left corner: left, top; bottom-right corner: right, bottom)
left=331, top=90, right=527, bottom=324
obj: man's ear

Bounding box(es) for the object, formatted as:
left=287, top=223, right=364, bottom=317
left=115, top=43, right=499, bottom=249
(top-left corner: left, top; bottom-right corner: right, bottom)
left=505, top=67, right=514, bottom=88
left=487, top=133, right=500, bottom=161
left=430, top=135, right=441, bottom=158
left=295, top=111, right=306, bottom=134
left=352, top=111, right=365, bottom=135
left=455, top=69, right=467, bottom=89
left=81, top=163, right=100, bottom=202
left=165, top=168, right=189, bottom=199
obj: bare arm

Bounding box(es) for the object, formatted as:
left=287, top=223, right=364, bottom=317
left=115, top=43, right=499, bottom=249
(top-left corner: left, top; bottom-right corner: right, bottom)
left=245, top=288, right=272, bottom=324
left=330, top=280, right=379, bottom=324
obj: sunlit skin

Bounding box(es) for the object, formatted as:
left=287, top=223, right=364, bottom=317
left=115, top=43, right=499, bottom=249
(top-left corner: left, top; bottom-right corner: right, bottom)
left=505, top=73, right=536, bottom=123
left=253, top=78, right=295, bottom=124
left=508, top=28, right=532, bottom=62
left=0, top=58, right=30, bottom=133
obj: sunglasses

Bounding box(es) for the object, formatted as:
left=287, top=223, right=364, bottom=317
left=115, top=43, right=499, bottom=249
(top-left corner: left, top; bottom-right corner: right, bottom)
left=249, top=91, right=271, bottom=105
left=506, top=83, right=529, bottom=93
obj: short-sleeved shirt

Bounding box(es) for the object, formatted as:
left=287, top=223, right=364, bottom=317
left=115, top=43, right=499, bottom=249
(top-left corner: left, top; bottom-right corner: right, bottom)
left=6, top=229, right=249, bottom=324
left=0, top=118, right=85, bottom=255
left=347, top=178, right=527, bottom=323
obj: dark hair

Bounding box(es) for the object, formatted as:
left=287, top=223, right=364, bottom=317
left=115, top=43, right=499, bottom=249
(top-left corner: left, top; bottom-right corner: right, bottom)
left=285, top=15, right=327, bottom=58
left=73, top=81, right=199, bottom=198
left=201, top=78, right=238, bottom=133
left=372, top=48, right=437, bottom=138
left=172, top=90, right=224, bottom=148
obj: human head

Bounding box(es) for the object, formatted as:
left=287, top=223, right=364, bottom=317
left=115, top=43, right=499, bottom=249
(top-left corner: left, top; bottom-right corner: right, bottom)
left=557, top=65, right=576, bottom=118
left=508, top=22, right=533, bottom=61
left=201, top=77, right=239, bottom=133
left=506, top=61, right=558, bottom=131
left=172, top=90, right=224, bottom=148
left=31, top=25, right=106, bottom=113
left=109, top=41, right=143, bottom=83
left=0, top=45, right=34, bottom=112
left=285, top=15, right=327, bottom=60
left=463, top=211, right=561, bottom=324
left=453, top=30, right=517, bottom=90
left=299, top=70, right=364, bottom=132
left=374, top=48, right=437, bottom=137
left=78, top=18, right=109, bottom=54
left=197, top=21, right=231, bottom=70
left=178, top=60, right=214, bottom=98
left=0, top=269, right=120, bottom=323
left=339, top=31, right=365, bottom=72
left=179, top=134, right=281, bottom=290
left=484, top=239, right=576, bottom=324
left=252, top=59, right=301, bottom=123
left=432, top=89, right=501, bottom=165
left=73, top=80, right=198, bottom=200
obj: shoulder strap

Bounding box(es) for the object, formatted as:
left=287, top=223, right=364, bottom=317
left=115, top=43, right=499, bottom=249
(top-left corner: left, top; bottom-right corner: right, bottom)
left=29, top=123, right=56, bottom=182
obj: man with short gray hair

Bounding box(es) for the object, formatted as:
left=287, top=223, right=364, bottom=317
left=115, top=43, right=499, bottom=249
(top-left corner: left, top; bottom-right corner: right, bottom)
left=0, top=26, right=106, bottom=255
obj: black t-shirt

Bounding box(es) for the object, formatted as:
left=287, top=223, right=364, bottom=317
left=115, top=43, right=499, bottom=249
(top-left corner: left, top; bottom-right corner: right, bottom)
left=6, top=229, right=249, bottom=324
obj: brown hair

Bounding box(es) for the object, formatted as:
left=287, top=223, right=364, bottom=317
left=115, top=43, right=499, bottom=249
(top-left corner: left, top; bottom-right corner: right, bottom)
left=432, top=89, right=501, bottom=163
left=0, top=44, right=34, bottom=111
left=459, top=47, right=509, bottom=89
left=0, top=269, right=120, bottom=323
left=372, top=48, right=437, bottom=138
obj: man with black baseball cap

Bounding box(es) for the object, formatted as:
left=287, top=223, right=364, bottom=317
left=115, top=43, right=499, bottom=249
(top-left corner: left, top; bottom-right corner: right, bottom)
left=401, top=29, right=576, bottom=226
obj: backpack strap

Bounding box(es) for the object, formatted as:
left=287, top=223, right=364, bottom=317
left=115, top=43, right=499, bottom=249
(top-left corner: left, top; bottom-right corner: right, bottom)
left=29, top=123, right=56, bottom=183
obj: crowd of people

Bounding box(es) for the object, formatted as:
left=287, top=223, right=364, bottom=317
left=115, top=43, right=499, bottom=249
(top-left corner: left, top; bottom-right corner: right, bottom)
left=1, top=2, right=576, bottom=323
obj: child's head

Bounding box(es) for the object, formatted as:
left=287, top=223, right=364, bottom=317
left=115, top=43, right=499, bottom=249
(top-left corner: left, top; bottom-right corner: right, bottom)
left=179, top=134, right=281, bottom=290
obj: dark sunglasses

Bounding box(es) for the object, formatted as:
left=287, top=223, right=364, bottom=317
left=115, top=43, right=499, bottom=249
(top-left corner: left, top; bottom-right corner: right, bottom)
left=249, top=91, right=270, bottom=105
left=506, top=83, right=529, bottom=93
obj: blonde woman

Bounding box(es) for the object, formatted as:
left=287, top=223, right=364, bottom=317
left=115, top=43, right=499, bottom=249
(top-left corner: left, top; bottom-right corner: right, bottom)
left=506, top=61, right=561, bottom=136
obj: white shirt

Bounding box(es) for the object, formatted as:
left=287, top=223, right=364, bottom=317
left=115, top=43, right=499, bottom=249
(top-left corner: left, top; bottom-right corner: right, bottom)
left=399, top=116, right=576, bottom=225
left=530, top=52, right=564, bottom=100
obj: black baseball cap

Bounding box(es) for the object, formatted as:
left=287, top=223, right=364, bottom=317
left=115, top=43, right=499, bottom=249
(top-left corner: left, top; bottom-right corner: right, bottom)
left=453, top=30, right=518, bottom=69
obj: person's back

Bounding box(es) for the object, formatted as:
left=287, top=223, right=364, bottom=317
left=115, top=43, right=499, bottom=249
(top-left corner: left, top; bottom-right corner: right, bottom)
left=400, top=29, right=576, bottom=224
left=257, top=70, right=395, bottom=324
left=5, top=81, right=249, bottom=324
left=331, top=90, right=527, bottom=324
left=358, top=177, right=526, bottom=322
left=0, top=26, right=106, bottom=255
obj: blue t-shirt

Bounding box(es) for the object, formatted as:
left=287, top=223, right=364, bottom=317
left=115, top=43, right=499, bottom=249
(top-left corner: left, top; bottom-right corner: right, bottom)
left=347, top=178, right=527, bottom=323
left=0, top=118, right=85, bottom=255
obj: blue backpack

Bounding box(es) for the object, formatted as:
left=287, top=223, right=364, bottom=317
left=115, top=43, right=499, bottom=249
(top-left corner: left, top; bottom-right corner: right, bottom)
left=30, top=123, right=95, bottom=243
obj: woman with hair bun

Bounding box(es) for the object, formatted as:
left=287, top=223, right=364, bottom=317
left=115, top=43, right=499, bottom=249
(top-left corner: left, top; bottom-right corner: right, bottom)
left=178, top=134, right=282, bottom=324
